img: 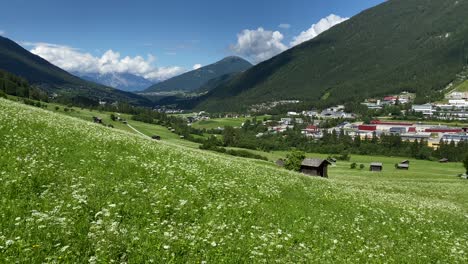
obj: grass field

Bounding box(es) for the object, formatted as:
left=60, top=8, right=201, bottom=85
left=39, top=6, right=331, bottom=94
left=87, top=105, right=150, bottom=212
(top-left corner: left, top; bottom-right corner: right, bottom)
left=454, top=80, right=468, bottom=92
left=191, top=116, right=270, bottom=130
left=1, top=98, right=468, bottom=262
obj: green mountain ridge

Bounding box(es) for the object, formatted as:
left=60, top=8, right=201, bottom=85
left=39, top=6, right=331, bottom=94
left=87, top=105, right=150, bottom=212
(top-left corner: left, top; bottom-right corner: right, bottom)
left=0, top=36, right=151, bottom=106
left=192, top=0, right=468, bottom=112
left=143, top=56, right=252, bottom=93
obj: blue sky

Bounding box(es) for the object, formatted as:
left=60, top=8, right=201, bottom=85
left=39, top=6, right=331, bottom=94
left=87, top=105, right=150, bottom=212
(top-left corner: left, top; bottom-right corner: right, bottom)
left=0, top=0, right=384, bottom=80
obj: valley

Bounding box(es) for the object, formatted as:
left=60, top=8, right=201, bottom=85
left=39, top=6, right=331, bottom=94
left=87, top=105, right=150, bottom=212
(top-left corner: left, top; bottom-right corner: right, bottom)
left=2, top=0, right=468, bottom=262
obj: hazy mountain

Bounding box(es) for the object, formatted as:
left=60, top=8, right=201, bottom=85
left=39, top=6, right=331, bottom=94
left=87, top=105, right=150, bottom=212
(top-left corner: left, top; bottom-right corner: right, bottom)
left=143, top=56, right=252, bottom=93
left=193, top=0, right=468, bottom=112
left=0, top=36, right=151, bottom=106
left=74, top=72, right=154, bottom=92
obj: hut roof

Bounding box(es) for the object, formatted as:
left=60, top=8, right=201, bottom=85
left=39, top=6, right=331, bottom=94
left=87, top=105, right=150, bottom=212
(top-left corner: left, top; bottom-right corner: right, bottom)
left=370, top=162, right=383, bottom=167
left=301, top=158, right=330, bottom=168
left=401, top=160, right=410, bottom=164
left=397, top=163, right=409, bottom=168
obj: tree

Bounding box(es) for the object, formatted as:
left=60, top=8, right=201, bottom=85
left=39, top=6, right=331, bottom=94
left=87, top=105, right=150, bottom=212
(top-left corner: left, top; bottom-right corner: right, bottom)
left=463, top=154, right=468, bottom=174
left=110, top=113, right=117, bottom=121
left=350, top=162, right=357, bottom=169
left=284, top=151, right=306, bottom=172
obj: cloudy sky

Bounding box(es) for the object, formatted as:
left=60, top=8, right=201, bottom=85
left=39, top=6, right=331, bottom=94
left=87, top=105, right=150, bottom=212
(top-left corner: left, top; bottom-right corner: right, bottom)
left=0, top=0, right=384, bottom=81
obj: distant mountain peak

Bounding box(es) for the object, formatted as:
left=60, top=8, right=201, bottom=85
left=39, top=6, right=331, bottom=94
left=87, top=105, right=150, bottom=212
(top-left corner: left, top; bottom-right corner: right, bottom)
left=143, top=56, right=252, bottom=93
left=74, top=72, right=154, bottom=92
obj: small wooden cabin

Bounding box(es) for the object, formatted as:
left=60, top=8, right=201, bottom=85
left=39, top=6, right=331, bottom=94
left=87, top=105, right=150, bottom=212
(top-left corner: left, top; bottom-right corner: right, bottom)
left=439, top=158, right=449, bottom=163
left=92, top=116, right=102, bottom=124
left=370, top=162, right=383, bottom=172
left=397, top=163, right=409, bottom=170
left=401, top=160, right=410, bottom=165
left=151, top=135, right=161, bottom=140
left=301, top=158, right=331, bottom=178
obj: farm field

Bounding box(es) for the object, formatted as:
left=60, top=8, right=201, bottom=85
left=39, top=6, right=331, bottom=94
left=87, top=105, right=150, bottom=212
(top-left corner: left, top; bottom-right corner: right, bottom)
left=0, top=98, right=467, bottom=263
left=191, top=115, right=270, bottom=130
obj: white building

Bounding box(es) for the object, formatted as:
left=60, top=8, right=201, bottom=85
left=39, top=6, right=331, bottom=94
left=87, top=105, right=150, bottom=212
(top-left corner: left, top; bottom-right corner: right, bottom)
left=412, top=104, right=434, bottom=116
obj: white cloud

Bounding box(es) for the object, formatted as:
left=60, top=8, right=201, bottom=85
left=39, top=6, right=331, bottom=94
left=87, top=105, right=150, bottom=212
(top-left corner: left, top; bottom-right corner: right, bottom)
left=278, top=24, right=291, bottom=29
left=192, top=64, right=202, bottom=70
left=0, top=30, right=5, bottom=36
left=290, top=14, right=348, bottom=47
left=25, top=42, right=185, bottom=81
left=230, top=27, right=288, bottom=64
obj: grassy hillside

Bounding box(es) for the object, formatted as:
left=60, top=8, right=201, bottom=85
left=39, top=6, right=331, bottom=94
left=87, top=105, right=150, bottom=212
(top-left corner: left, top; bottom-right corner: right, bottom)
left=143, top=56, right=252, bottom=93
left=194, top=0, right=468, bottom=112
left=0, top=98, right=467, bottom=262
left=0, top=37, right=151, bottom=106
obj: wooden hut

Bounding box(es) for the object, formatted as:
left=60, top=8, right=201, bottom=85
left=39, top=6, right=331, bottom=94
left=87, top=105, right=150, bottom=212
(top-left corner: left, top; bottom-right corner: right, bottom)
left=92, top=116, right=102, bottom=124
left=397, top=163, right=409, bottom=170
left=401, top=160, right=410, bottom=165
left=151, top=135, right=161, bottom=140
left=300, top=158, right=331, bottom=178
left=439, top=158, right=449, bottom=163
left=370, top=162, right=383, bottom=172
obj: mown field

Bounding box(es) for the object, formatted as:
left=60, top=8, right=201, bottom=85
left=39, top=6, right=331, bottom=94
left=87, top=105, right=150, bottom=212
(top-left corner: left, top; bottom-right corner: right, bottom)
left=191, top=116, right=270, bottom=130
left=0, top=98, right=467, bottom=263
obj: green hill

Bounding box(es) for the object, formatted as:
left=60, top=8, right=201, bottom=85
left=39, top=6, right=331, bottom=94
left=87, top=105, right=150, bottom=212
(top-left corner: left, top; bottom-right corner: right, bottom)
left=0, top=36, right=151, bottom=106
left=1, top=98, right=467, bottom=262
left=143, top=56, right=252, bottom=93
left=194, top=0, right=468, bottom=112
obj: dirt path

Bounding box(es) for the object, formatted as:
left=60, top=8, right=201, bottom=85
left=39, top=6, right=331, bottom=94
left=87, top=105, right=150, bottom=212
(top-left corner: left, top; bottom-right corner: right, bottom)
left=126, top=123, right=149, bottom=138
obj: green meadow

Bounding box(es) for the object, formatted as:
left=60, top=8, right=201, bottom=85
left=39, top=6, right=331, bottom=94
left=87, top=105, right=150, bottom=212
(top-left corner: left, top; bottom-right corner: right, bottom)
left=191, top=116, right=270, bottom=130
left=0, top=98, right=467, bottom=263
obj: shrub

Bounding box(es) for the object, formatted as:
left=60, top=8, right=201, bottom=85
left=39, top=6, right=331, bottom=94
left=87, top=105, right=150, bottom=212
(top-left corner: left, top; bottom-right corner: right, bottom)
left=360, top=164, right=365, bottom=170
left=350, top=162, right=357, bottom=169
left=285, top=151, right=306, bottom=172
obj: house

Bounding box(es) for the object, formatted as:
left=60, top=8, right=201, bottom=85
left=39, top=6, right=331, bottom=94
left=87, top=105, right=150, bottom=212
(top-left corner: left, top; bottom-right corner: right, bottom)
left=302, top=125, right=320, bottom=136
left=439, top=158, right=449, bottom=163
left=300, top=159, right=331, bottom=178
left=370, top=162, right=383, bottom=172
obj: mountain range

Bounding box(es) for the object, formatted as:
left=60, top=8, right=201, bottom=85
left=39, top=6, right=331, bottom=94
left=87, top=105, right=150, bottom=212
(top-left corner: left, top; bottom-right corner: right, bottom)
left=0, top=36, right=151, bottom=106
left=74, top=72, right=155, bottom=92
left=143, top=56, right=252, bottom=93
left=190, top=0, right=468, bottom=112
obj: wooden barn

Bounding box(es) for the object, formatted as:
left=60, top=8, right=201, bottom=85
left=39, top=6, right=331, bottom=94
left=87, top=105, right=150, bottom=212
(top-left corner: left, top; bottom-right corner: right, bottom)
left=300, top=158, right=331, bottom=178
left=370, top=162, right=383, bottom=172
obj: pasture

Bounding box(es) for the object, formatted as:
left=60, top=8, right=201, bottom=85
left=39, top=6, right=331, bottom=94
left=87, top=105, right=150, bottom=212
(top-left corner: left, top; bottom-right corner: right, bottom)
left=0, top=98, right=467, bottom=263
